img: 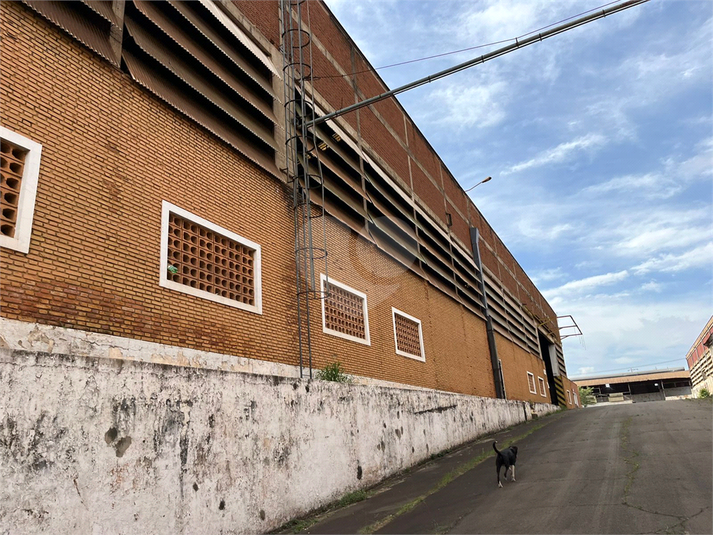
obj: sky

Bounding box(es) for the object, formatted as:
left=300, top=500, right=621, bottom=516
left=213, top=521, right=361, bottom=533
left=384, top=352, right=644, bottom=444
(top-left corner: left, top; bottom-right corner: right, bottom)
left=324, top=0, right=713, bottom=378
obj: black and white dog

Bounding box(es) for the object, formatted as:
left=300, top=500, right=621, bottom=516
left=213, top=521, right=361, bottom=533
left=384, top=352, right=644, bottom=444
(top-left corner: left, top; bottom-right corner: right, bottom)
left=493, top=441, right=518, bottom=488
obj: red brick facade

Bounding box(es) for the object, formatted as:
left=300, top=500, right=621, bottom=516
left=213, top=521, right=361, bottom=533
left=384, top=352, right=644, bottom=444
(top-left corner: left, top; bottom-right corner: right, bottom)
left=0, top=1, right=569, bottom=401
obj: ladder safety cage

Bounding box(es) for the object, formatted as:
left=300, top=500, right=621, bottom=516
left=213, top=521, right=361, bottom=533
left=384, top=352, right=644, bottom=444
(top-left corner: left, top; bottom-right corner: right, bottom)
left=280, top=0, right=329, bottom=379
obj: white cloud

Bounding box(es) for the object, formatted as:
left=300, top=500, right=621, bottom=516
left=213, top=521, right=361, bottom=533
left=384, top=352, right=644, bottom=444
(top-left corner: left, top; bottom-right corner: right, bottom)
left=641, top=280, right=663, bottom=293
left=531, top=267, right=566, bottom=285
left=544, top=270, right=629, bottom=300
left=503, top=133, right=607, bottom=174
left=633, top=242, right=713, bottom=275
left=428, top=80, right=509, bottom=128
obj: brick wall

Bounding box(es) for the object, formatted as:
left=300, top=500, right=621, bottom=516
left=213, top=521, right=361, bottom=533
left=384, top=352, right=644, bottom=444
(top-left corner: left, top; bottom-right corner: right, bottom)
left=232, top=0, right=561, bottom=340
left=496, top=333, right=552, bottom=404
left=0, top=2, right=497, bottom=398
left=1, top=1, right=564, bottom=400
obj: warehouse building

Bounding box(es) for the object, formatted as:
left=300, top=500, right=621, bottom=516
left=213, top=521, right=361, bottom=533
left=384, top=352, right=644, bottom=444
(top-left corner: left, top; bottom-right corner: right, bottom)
left=0, top=2, right=588, bottom=531
left=1, top=0, right=578, bottom=406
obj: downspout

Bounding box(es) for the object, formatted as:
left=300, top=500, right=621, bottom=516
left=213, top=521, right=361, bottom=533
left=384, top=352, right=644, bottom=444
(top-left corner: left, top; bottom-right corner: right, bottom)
left=470, top=227, right=506, bottom=399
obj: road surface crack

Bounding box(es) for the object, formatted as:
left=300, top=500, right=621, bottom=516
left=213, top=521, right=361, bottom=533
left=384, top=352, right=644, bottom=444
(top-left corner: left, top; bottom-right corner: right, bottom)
left=620, top=416, right=697, bottom=533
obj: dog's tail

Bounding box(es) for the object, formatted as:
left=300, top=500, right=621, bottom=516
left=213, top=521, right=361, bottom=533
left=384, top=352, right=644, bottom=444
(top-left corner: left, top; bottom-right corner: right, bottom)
left=492, top=441, right=500, bottom=454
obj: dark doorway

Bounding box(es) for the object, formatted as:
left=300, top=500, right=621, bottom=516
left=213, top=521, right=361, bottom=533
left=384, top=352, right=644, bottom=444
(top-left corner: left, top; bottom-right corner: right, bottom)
left=539, top=331, right=558, bottom=405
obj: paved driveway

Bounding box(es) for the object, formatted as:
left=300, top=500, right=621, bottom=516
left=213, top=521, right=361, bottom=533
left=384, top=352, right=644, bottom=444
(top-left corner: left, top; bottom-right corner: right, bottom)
left=288, top=399, right=711, bottom=534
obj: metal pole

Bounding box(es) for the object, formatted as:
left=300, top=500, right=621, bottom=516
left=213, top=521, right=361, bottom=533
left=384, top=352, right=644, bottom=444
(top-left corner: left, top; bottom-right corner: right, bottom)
left=471, top=227, right=505, bottom=399
left=309, top=0, right=649, bottom=128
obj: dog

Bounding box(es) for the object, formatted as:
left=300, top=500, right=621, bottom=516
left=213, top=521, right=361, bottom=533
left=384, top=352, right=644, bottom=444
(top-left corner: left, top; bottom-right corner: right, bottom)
left=493, top=441, right=518, bottom=488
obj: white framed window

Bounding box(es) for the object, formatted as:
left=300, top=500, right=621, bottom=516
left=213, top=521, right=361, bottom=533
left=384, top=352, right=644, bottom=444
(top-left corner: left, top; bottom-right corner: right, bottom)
left=392, top=307, right=425, bottom=362
left=538, top=376, right=546, bottom=397
left=159, top=201, right=262, bottom=314
left=567, top=389, right=572, bottom=404
left=573, top=390, right=579, bottom=406
left=527, top=372, right=537, bottom=394
left=321, top=274, right=370, bottom=345
left=0, top=127, right=42, bottom=254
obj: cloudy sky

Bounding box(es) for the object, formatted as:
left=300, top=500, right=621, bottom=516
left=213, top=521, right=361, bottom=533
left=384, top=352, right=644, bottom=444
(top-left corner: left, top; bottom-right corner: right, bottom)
left=324, top=0, right=712, bottom=378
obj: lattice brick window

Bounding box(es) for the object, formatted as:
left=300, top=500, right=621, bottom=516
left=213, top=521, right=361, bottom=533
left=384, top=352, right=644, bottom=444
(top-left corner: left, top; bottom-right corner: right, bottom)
left=538, top=376, right=546, bottom=397
left=0, top=128, right=42, bottom=254
left=392, top=308, right=425, bottom=361
left=527, top=372, right=537, bottom=394
left=160, top=202, right=262, bottom=314
left=321, top=274, right=370, bottom=345
left=573, top=391, right=579, bottom=406
left=567, top=389, right=572, bottom=404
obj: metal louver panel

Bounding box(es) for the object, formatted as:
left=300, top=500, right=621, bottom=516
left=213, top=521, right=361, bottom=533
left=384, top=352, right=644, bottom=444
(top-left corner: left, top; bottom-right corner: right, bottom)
left=122, top=48, right=278, bottom=176
left=164, top=1, right=274, bottom=95
left=23, top=0, right=120, bottom=66
left=81, top=1, right=119, bottom=26
left=126, top=4, right=276, bottom=122
left=201, top=0, right=278, bottom=76
left=124, top=15, right=275, bottom=150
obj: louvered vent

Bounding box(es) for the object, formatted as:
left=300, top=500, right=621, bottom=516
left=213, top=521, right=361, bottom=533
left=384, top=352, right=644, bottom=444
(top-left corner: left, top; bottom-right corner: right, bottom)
left=122, top=0, right=278, bottom=175
left=0, top=140, right=27, bottom=239
left=527, top=372, right=537, bottom=394
left=22, top=1, right=123, bottom=66
left=393, top=311, right=423, bottom=360
left=323, top=282, right=367, bottom=341
left=167, top=212, right=256, bottom=307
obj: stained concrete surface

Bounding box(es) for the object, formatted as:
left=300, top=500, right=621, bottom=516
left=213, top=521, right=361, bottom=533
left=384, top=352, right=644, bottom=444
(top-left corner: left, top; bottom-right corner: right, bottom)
left=291, top=400, right=712, bottom=534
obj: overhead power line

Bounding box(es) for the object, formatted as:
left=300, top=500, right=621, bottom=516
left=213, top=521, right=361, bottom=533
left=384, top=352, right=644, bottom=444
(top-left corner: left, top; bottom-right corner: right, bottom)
left=310, top=0, right=650, bottom=128
left=315, top=0, right=629, bottom=81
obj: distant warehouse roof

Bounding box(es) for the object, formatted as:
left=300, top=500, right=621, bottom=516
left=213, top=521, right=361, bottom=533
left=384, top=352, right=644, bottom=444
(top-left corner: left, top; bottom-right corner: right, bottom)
left=573, top=368, right=691, bottom=387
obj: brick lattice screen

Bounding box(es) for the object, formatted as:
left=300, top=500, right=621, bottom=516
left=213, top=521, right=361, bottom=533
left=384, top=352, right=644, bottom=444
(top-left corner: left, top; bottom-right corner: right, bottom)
left=528, top=373, right=537, bottom=394
left=394, top=313, right=422, bottom=357
left=0, top=139, right=27, bottom=238
left=538, top=377, right=546, bottom=396
left=167, top=212, right=256, bottom=306
left=324, top=283, right=366, bottom=339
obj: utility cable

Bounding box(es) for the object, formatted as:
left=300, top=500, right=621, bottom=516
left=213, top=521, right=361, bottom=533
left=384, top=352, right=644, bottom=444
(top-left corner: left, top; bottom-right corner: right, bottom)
left=314, top=0, right=629, bottom=81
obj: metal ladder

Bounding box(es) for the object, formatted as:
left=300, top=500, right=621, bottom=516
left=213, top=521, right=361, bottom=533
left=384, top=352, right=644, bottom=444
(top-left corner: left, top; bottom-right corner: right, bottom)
left=280, top=0, right=328, bottom=379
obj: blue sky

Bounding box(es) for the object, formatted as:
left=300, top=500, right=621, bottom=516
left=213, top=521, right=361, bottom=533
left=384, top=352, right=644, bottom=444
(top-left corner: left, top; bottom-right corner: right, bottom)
left=324, top=0, right=713, bottom=378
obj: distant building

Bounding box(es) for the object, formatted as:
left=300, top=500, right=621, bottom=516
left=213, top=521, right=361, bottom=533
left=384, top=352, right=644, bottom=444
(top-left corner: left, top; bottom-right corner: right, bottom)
left=575, top=368, right=692, bottom=403
left=686, top=316, right=713, bottom=397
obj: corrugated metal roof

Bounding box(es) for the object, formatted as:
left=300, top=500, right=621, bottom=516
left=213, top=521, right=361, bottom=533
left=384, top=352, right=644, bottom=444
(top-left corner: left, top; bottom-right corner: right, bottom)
left=576, top=370, right=691, bottom=387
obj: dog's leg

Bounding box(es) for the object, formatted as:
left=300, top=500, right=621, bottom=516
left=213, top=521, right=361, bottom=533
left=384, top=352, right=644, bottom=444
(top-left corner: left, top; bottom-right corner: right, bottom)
left=511, top=465, right=516, bottom=482
left=497, top=462, right=503, bottom=488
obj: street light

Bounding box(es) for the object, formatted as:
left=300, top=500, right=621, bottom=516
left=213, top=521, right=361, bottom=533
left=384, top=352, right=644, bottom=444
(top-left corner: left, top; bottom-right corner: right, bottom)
left=465, top=176, right=492, bottom=192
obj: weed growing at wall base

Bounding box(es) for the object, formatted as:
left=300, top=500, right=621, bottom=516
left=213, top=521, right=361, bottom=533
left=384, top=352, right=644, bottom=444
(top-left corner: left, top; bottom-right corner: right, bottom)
left=316, top=361, right=352, bottom=383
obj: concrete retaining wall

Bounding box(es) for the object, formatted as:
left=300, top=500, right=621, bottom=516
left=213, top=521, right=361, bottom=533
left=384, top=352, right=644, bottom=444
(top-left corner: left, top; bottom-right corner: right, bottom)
left=0, top=350, right=557, bottom=534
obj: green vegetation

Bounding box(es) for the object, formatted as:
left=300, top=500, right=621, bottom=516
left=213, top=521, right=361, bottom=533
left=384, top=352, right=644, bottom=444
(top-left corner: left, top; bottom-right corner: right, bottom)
left=315, top=361, right=352, bottom=383
left=336, top=490, right=368, bottom=508
left=698, top=388, right=710, bottom=399
left=578, top=386, right=597, bottom=406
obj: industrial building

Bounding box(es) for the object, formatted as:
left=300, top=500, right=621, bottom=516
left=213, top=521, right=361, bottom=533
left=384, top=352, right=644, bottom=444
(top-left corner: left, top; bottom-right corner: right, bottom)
left=686, top=316, right=713, bottom=396
left=0, top=0, right=578, bottom=406
left=576, top=368, right=692, bottom=403
left=0, top=2, right=590, bottom=532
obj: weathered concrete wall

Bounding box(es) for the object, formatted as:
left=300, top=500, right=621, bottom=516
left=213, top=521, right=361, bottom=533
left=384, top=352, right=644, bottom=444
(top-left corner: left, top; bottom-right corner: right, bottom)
left=0, top=350, right=557, bottom=534
left=663, top=386, right=692, bottom=399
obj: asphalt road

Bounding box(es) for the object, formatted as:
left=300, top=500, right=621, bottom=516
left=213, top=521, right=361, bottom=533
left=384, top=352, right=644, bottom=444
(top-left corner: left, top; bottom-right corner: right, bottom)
left=287, top=399, right=712, bottom=534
